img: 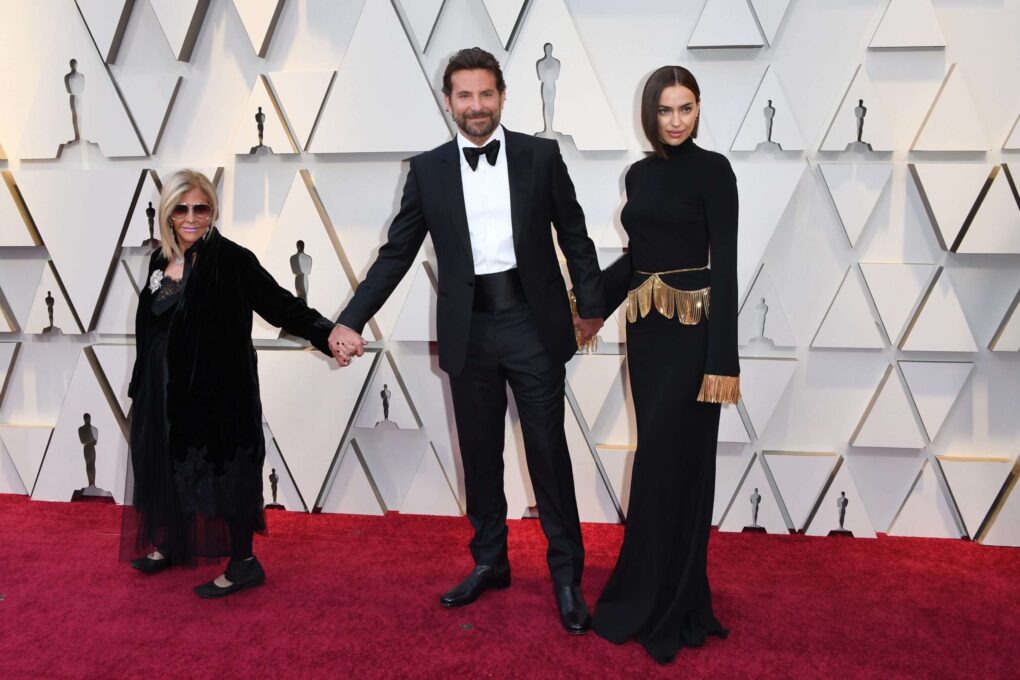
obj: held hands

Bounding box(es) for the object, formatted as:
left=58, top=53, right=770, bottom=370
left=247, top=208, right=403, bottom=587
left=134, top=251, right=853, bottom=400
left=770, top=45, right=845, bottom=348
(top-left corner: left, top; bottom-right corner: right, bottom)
left=328, top=324, right=365, bottom=367
left=574, top=316, right=604, bottom=344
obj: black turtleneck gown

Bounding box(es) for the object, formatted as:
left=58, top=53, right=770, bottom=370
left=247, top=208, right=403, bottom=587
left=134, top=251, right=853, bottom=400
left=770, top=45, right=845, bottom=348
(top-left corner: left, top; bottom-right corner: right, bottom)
left=592, top=138, right=739, bottom=664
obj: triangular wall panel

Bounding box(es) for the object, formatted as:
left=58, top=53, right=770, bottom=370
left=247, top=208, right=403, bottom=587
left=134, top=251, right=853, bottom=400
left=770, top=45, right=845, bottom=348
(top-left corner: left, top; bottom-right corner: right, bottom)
left=310, top=0, right=449, bottom=153
left=712, top=443, right=753, bottom=524
left=869, top=0, right=946, bottom=49
left=737, top=266, right=797, bottom=348
left=0, top=437, right=28, bottom=495
left=938, top=456, right=1012, bottom=537
left=75, top=0, right=135, bottom=63
left=899, top=361, right=973, bottom=442
left=91, top=344, right=136, bottom=419
left=0, top=180, right=34, bottom=246
left=0, top=259, right=47, bottom=333
left=231, top=75, right=295, bottom=154
left=500, top=0, right=626, bottom=150
left=95, top=263, right=139, bottom=336
left=257, top=349, right=374, bottom=509
left=889, top=460, right=962, bottom=538
left=149, top=0, right=210, bottom=62
left=851, top=365, right=926, bottom=449
left=566, top=354, right=625, bottom=429
left=990, top=288, right=1020, bottom=351
left=114, top=73, right=182, bottom=155
left=980, top=475, right=1020, bottom=547
left=859, top=263, right=937, bottom=345
left=319, top=442, right=385, bottom=516
left=804, top=459, right=877, bottom=538
left=263, top=424, right=306, bottom=512
left=400, top=443, right=463, bottom=516
left=268, top=71, right=334, bottom=151
left=389, top=261, right=438, bottom=342
left=719, top=453, right=787, bottom=533
left=397, top=0, right=444, bottom=50
left=820, top=65, right=896, bottom=151
left=481, top=0, right=526, bottom=48
left=0, top=425, right=53, bottom=495
left=750, top=0, right=792, bottom=46
left=909, top=163, right=994, bottom=250
left=26, top=264, right=81, bottom=334
left=819, top=163, right=893, bottom=247
left=812, top=267, right=885, bottom=349
left=1004, top=114, right=1020, bottom=150
left=740, top=358, right=798, bottom=437
left=32, top=351, right=129, bottom=503
left=764, top=451, right=838, bottom=530
left=912, top=64, right=989, bottom=151
left=957, top=167, right=1020, bottom=254
left=688, top=0, right=764, bottom=48
left=354, top=355, right=419, bottom=430
left=16, top=169, right=143, bottom=330
left=353, top=427, right=428, bottom=512
left=19, top=37, right=146, bottom=158
left=731, top=66, right=805, bottom=151
left=900, top=269, right=978, bottom=352
left=731, top=161, right=806, bottom=302
left=232, top=0, right=286, bottom=57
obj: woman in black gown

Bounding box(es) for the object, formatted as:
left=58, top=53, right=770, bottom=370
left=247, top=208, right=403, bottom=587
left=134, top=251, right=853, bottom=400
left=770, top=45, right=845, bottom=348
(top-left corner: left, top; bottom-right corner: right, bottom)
left=122, top=170, right=347, bottom=598
left=592, top=66, right=740, bottom=663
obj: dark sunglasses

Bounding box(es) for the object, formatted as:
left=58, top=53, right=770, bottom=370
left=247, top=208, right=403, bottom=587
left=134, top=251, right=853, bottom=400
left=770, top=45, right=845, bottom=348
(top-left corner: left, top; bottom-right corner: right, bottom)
left=171, top=203, right=213, bottom=220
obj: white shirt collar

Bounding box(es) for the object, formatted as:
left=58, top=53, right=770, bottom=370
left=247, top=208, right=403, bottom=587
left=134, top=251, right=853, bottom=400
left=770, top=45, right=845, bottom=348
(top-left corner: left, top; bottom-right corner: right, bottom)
left=456, top=124, right=506, bottom=151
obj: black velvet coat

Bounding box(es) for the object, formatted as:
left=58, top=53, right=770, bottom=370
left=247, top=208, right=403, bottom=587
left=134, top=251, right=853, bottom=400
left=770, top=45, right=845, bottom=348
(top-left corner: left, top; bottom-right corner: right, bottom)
left=128, top=228, right=335, bottom=466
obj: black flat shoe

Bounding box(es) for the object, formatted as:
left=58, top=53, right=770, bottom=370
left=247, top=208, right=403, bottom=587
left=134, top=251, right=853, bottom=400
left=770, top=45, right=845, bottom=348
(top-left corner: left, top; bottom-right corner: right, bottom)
left=439, top=564, right=511, bottom=608
left=194, top=557, right=266, bottom=599
left=554, top=585, right=591, bottom=635
left=130, top=555, right=170, bottom=574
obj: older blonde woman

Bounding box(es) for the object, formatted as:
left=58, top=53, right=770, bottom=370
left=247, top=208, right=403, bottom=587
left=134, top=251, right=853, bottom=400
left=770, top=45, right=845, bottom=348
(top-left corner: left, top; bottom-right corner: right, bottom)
left=122, top=170, right=346, bottom=597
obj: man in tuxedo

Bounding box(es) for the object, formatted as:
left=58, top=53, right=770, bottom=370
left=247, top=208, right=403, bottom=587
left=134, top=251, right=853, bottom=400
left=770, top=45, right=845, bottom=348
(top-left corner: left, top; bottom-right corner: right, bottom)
left=330, top=47, right=604, bottom=634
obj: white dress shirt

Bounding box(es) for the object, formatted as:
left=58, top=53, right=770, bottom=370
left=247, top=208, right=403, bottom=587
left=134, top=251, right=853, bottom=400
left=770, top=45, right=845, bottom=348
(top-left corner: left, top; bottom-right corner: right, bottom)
left=457, top=126, right=516, bottom=274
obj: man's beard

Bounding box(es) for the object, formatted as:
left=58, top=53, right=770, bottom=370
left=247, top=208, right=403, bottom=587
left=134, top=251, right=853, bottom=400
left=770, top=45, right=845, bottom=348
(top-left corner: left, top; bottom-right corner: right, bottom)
left=455, top=110, right=500, bottom=139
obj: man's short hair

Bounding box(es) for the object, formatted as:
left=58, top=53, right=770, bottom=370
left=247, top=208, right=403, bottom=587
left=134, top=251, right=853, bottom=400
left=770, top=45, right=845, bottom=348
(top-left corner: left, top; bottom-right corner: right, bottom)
left=442, top=47, right=506, bottom=96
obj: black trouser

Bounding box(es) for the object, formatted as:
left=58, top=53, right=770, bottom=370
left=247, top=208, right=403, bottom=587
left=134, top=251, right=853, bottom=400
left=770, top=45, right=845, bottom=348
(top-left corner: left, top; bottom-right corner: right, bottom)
left=448, top=297, right=584, bottom=587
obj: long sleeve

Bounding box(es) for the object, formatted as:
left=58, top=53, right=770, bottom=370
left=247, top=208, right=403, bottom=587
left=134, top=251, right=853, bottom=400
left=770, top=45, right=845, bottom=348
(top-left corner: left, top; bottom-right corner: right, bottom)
left=238, top=248, right=335, bottom=356
left=128, top=250, right=162, bottom=399
left=550, top=145, right=605, bottom=319
left=698, top=156, right=741, bottom=404
left=337, top=159, right=428, bottom=334
left=601, top=252, right=632, bottom=313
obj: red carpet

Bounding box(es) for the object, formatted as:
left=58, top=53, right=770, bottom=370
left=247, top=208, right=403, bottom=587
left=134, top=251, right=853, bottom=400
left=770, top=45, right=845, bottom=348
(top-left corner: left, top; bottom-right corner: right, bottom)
left=0, top=494, right=1016, bottom=679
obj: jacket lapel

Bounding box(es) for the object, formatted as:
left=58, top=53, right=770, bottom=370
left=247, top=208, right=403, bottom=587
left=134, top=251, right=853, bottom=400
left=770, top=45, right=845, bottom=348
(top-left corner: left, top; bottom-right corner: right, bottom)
left=504, top=130, right=532, bottom=252
left=438, top=140, right=474, bottom=261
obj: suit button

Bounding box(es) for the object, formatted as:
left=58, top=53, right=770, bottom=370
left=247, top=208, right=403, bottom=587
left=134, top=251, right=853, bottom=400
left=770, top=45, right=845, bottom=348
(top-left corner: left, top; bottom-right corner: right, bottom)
left=467, top=281, right=474, bottom=288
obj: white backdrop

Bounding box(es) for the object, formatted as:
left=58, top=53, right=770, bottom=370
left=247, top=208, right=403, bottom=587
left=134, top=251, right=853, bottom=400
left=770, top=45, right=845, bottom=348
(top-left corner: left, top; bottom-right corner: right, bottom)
left=0, top=0, right=1018, bottom=545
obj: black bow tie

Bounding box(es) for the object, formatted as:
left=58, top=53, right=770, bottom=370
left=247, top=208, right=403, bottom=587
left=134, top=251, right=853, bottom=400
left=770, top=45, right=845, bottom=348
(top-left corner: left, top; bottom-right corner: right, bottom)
left=463, top=139, right=500, bottom=171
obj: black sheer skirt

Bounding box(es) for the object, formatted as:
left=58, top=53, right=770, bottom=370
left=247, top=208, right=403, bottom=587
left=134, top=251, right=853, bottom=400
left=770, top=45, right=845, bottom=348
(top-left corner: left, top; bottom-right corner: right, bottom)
left=120, top=282, right=265, bottom=565
left=593, top=277, right=728, bottom=664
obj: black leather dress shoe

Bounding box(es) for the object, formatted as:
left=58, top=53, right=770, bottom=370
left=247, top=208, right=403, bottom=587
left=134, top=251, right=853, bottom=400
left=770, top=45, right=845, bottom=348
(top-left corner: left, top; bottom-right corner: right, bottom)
left=439, top=565, right=511, bottom=608
left=194, top=556, right=266, bottom=599
left=554, top=585, right=591, bottom=635
left=130, top=555, right=170, bottom=574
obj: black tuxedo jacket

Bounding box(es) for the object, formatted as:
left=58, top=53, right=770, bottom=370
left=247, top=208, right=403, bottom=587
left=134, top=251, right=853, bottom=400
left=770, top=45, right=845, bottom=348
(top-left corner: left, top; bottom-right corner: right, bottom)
left=338, top=128, right=605, bottom=377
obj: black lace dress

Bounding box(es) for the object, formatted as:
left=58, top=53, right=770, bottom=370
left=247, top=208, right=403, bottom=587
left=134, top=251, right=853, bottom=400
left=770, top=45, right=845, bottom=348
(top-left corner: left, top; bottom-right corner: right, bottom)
left=121, top=257, right=263, bottom=563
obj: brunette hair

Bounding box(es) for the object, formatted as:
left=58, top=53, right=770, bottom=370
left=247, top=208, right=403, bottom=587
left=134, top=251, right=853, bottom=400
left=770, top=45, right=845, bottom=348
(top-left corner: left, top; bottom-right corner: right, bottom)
left=641, top=66, right=701, bottom=159
left=442, top=47, right=506, bottom=96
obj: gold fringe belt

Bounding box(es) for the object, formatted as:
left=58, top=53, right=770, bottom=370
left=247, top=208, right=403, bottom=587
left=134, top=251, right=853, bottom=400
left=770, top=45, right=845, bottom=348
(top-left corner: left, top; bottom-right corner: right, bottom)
left=627, top=266, right=710, bottom=325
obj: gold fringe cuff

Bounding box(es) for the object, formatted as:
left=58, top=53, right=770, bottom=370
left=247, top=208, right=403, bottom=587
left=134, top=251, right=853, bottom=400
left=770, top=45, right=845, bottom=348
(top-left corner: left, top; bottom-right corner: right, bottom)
left=697, top=374, right=741, bottom=405
left=626, top=274, right=710, bottom=325
left=568, top=290, right=598, bottom=354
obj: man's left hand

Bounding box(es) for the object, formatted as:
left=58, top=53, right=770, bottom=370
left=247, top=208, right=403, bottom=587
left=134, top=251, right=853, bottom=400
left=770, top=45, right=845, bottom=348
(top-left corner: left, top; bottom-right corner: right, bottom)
left=574, top=316, right=604, bottom=343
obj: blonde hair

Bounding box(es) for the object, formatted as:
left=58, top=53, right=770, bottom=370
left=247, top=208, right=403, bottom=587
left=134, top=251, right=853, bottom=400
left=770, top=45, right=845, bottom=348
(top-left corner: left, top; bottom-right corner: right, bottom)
left=158, top=169, right=219, bottom=262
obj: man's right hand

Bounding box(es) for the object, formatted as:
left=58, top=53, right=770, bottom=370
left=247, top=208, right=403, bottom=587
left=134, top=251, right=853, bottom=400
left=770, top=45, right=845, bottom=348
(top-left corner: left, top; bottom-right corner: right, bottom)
left=328, top=324, right=365, bottom=367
